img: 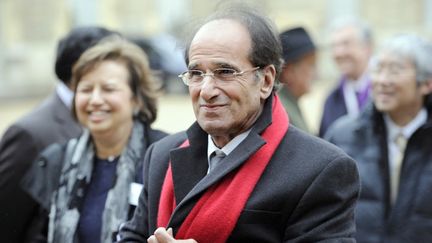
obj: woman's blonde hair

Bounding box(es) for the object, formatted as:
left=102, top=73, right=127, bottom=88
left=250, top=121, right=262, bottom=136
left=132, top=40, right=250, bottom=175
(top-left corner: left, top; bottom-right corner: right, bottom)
left=72, top=36, right=161, bottom=124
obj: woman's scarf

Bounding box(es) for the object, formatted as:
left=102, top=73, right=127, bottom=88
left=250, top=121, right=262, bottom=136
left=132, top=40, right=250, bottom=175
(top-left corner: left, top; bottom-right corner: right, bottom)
left=48, top=121, right=145, bottom=243
left=157, top=94, right=289, bottom=242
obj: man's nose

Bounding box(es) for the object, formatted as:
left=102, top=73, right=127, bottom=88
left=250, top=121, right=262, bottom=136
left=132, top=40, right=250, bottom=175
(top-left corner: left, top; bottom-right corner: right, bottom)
left=199, top=75, right=219, bottom=99
left=332, top=44, right=347, bottom=57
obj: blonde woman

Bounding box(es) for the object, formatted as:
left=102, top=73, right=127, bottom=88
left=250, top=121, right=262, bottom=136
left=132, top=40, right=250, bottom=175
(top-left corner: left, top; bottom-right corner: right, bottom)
left=25, top=37, right=167, bottom=243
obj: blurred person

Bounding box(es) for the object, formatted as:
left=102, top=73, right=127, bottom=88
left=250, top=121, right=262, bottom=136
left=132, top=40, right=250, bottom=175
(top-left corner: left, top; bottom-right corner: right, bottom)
left=0, top=26, right=117, bottom=243
left=129, top=37, right=164, bottom=76
left=150, top=33, right=187, bottom=79
left=325, top=34, right=432, bottom=242
left=129, top=36, right=173, bottom=94
left=319, top=17, right=373, bottom=137
left=149, top=33, right=188, bottom=94
left=23, top=37, right=168, bottom=243
left=130, top=34, right=187, bottom=94
left=117, top=5, right=359, bottom=243
left=278, top=27, right=317, bottom=132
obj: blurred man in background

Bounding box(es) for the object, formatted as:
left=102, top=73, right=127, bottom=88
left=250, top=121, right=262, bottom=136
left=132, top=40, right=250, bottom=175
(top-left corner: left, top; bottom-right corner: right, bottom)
left=0, top=26, right=118, bottom=243
left=319, top=17, right=373, bottom=137
left=326, top=34, right=432, bottom=242
left=278, top=27, right=317, bottom=132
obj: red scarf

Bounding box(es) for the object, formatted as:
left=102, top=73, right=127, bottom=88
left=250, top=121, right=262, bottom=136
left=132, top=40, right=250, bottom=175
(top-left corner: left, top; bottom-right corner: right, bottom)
left=157, top=94, right=289, bottom=242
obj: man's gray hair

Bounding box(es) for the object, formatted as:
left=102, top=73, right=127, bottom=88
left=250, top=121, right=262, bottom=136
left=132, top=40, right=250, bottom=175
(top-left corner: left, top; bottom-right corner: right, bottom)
left=377, top=34, right=432, bottom=84
left=328, top=16, right=373, bottom=45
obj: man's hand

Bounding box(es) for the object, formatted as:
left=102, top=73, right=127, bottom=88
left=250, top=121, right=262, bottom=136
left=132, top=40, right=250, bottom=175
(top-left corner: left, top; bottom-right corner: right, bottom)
left=147, top=227, right=197, bottom=243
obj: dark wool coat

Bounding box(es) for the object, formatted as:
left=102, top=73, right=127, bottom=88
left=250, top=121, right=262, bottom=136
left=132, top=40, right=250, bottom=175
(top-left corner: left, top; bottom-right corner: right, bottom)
left=325, top=97, right=432, bottom=243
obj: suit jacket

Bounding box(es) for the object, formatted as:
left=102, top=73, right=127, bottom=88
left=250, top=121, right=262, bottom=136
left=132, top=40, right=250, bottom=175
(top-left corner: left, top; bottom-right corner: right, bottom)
left=0, top=92, right=81, bottom=243
left=319, top=76, right=372, bottom=138
left=118, top=96, right=360, bottom=242
left=319, top=80, right=347, bottom=137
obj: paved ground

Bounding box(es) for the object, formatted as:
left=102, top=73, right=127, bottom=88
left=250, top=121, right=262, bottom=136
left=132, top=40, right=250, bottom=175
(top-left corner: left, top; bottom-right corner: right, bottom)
left=0, top=84, right=327, bottom=137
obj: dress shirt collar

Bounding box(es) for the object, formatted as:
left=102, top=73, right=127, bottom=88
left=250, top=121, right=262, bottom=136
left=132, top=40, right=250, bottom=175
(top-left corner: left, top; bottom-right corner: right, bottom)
left=207, top=129, right=252, bottom=164
left=345, top=71, right=370, bottom=92
left=56, top=82, right=74, bottom=109
left=384, top=108, right=427, bottom=141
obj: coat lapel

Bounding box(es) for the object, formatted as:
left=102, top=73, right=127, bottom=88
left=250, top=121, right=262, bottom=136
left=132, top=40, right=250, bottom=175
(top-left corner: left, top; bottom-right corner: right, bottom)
left=51, top=93, right=82, bottom=138
left=177, top=133, right=265, bottom=205
left=170, top=145, right=207, bottom=205
left=188, top=133, right=264, bottom=199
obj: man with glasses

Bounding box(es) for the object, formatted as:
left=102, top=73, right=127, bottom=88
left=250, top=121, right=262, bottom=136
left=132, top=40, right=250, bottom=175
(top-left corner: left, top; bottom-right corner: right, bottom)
left=118, top=5, right=359, bottom=243
left=325, top=35, right=432, bottom=242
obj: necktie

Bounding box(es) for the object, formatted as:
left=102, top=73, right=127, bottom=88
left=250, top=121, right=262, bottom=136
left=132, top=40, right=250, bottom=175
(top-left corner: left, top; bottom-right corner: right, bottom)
left=390, top=132, right=407, bottom=204
left=209, top=150, right=226, bottom=173
left=355, top=91, right=362, bottom=108
left=356, top=89, right=368, bottom=110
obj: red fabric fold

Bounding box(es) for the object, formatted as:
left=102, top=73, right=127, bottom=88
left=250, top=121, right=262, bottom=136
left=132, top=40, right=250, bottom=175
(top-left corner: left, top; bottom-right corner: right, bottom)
left=157, top=94, right=289, bottom=242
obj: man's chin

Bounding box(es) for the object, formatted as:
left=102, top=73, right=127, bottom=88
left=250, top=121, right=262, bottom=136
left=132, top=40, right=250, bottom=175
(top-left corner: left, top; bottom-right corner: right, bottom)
left=338, top=66, right=355, bottom=78
left=199, top=121, right=226, bottom=135
left=374, top=103, right=393, bottom=113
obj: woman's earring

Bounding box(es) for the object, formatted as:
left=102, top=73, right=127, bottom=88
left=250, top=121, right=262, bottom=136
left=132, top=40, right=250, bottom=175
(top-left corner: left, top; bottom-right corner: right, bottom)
left=133, top=107, right=139, bottom=116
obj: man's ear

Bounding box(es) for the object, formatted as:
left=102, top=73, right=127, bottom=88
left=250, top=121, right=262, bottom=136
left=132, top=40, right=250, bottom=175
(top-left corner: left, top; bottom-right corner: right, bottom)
left=260, top=64, right=276, bottom=99
left=420, top=78, right=432, bottom=95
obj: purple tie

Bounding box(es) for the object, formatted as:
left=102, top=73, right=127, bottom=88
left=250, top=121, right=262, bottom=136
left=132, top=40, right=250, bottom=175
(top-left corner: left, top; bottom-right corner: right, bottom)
left=356, top=83, right=370, bottom=109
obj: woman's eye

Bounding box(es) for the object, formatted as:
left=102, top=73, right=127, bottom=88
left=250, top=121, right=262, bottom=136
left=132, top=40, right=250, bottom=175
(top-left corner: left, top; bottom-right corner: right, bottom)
left=104, top=87, right=116, bottom=92
left=77, top=87, right=92, bottom=93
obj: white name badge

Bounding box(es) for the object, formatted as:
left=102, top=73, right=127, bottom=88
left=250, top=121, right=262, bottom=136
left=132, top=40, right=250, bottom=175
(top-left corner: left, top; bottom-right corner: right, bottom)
left=129, top=182, right=143, bottom=206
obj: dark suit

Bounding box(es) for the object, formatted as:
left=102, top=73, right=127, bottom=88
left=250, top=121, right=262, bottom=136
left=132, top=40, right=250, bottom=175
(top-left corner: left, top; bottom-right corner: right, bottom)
left=319, top=76, right=371, bottom=138
left=118, top=96, right=360, bottom=242
left=319, top=81, right=347, bottom=137
left=0, top=92, right=81, bottom=243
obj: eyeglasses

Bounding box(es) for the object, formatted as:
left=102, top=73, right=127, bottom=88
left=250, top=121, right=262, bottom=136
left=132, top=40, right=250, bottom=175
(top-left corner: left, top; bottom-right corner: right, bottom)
left=370, top=63, right=414, bottom=79
left=178, top=67, right=260, bottom=86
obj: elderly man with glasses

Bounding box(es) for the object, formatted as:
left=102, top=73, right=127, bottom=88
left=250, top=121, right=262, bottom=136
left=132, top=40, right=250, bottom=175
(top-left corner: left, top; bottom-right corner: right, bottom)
left=325, top=35, right=432, bottom=242
left=117, top=5, right=359, bottom=243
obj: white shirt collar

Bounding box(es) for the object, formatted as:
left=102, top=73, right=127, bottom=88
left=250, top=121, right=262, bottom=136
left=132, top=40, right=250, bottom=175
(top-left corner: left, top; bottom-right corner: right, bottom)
left=345, top=71, right=370, bottom=91
left=384, top=108, right=427, bottom=141
left=207, top=129, right=252, bottom=164
left=384, top=108, right=427, bottom=177
left=343, top=72, right=371, bottom=116
left=56, top=82, right=74, bottom=109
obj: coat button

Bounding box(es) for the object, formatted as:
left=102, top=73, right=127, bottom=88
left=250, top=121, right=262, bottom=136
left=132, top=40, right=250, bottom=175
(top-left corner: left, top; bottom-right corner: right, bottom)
left=77, top=188, right=84, bottom=197
left=37, top=159, right=46, bottom=167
